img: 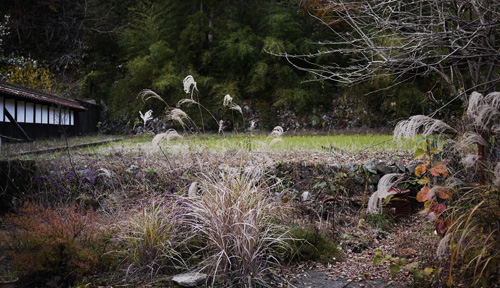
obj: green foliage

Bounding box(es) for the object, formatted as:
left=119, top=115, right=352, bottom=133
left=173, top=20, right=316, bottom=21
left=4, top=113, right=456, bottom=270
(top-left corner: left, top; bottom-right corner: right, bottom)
left=364, top=212, right=395, bottom=231
left=348, top=77, right=430, bottom=127
left=2, top=203, right=115, bottom=284
left=0, top=268, right=18, bottom=282
left=0, top=57, right=56, bottom=91
left=88, top=0, right=340, bottom=127
left=284, top=225, right=343, bottom=264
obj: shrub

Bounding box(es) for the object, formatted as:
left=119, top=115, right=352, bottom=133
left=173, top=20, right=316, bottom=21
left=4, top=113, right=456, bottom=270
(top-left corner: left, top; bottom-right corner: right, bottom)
left=2, top=202, right=114, bottom=286
left=393, top=91, right=500, bottom=286
left=187, top=169, right=292, bottom=287
left=115, top=198, right=189, bottom=279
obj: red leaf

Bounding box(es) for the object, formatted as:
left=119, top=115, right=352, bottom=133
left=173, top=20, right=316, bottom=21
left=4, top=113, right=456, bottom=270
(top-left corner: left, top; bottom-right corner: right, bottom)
left=435, top=219, right=451, bottom=236
left=429, top=203, right=446, bottom=216
left=416, top=186, right=434, bottom=202
left=437, top=187, right=452, bottom=199
left=429, top=161, right=448, bottom=178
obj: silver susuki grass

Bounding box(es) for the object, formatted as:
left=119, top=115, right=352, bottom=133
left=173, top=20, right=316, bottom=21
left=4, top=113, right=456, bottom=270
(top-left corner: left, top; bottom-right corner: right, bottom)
left=183, top=75, right=198, bottom=96
left=223, top=94, right=233, bottom=107
left=367, top=173, right=405, bottom=214
left=186, top=169, right=292, bottom=287
left=268, top=126, right=284, bottom=148
left=394, top=115, right=455, bottom=141
left=177, top=98, right=198, bottom=107
left=166, top=108, right=192, bottom=129
left=139, top=110, right=153, bottom=127
left=218, top=120, right=225, bottom=134
left=139, top=89, right=170, bottom=107
left=270, top=126, right=284, bottom=138
left=152, top=129, right=183, bottom=147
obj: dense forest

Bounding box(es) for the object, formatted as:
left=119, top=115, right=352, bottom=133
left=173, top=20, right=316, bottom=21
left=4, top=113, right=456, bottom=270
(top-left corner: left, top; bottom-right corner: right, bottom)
left=0, top=0, right=455, bottom=131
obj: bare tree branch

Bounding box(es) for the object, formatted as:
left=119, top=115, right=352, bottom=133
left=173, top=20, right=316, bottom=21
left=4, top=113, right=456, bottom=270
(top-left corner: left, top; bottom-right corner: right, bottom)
left=278, top=0, right=500, bottom=99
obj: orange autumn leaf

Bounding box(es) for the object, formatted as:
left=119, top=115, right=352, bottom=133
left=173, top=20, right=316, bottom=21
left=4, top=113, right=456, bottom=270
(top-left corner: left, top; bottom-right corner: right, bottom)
left=429, top=161, right=448, bottom=178
left=437, top=187, right=452, bottom=199
left=416, top=186, right=435, bottom=202
left=415, top=161, right=429, bottom=177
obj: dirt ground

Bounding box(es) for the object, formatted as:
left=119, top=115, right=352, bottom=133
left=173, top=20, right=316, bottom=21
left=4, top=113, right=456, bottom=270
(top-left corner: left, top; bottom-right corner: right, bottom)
left=283, top=214, right=439, bottom=288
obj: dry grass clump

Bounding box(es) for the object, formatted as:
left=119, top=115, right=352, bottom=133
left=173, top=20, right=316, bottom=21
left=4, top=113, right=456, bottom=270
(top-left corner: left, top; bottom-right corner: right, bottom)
left=442, top=188, right=500, bottom=287
left=115, top=197, right=189, bottom=279
left=186, top=168, right=292, bottom=287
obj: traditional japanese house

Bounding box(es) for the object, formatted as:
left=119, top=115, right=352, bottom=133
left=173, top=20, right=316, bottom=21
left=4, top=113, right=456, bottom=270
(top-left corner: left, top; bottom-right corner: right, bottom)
left=0, top=81, right=88, bottom=141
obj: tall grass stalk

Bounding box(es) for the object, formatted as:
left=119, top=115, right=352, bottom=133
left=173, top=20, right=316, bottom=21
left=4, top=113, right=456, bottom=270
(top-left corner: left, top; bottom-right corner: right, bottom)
left=187, top=169, right=291, bottom=287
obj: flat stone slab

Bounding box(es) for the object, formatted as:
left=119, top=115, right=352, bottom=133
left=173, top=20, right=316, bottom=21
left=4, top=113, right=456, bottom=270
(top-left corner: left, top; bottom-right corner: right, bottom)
left=172, top=272, right=207, bottom=287
left=292, top=270, right=408, bottom=288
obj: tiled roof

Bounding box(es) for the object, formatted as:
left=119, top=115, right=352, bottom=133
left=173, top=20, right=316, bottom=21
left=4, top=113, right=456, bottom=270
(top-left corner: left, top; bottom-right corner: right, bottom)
left=0, top=81, right=86, bottom=111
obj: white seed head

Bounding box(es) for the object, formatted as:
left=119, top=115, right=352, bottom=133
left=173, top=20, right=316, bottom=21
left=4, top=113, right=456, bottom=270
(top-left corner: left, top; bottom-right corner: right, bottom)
left=183, top=75, right=197, bottom=95
left=139, top=89, right=168, bottom=106
left=177, top=98, right=198, bottom=107
left=270, top=126, right=284, bottom=138
left=367, top=173, right=404, bottom=214
left=167, top=108, right=191, bottom=128
left=139, top=110, right=153, bottom=126
left=229, top=104, right=243, bottom=115
left=223, top=94, right=233, bottom=106
left=218, top=120, right=225, bottom=134
left=394, top=115, right=454, bottom=140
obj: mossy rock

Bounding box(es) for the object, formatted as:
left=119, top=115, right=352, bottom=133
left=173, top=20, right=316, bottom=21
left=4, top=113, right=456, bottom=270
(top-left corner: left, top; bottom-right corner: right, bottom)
left=283, top=225, right=343, bottom=264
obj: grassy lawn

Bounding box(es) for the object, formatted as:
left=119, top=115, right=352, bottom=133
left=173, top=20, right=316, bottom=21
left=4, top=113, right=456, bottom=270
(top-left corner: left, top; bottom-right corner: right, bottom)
left=1, top=132, right=417, bottom=157
left=191, top=133, right=415, bottom=152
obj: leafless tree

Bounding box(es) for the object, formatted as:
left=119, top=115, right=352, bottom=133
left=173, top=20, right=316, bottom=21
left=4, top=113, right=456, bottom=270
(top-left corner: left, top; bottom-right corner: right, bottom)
left=282, top=0, right=500, bottom=104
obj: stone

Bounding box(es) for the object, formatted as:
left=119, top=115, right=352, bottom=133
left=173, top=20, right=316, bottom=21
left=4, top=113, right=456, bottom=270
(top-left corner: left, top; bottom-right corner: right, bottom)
left=326, top=163, right=342, bottom=173
left=172, top=272, right=207, bottom=287
left=375, top=161, right=398, bottom=175
left=301, top=191, right=312, bottom=202
left=353, top=175, right=365, bottom=185
left=369, top=174, right=381, bottom=185
left=363, top=162, right=377, bottom=174
left=344, top=163, right=357, bottom=173
left=395, top=161, right=406, bottom=173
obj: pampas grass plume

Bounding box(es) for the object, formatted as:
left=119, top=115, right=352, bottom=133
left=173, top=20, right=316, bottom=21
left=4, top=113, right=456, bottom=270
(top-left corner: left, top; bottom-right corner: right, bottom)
left=167, top=108, right=190, bottom=128
left=223, top=94, right=233, bottom=106
left=367, top=173, right=404, bottom=214
left=139, top=110, right=153, bottom=126
left=183, top=75, right=197, bottom=95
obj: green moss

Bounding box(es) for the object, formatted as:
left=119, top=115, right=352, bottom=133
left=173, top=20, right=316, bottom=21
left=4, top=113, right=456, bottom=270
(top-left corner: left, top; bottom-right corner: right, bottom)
left=284, top=225, right=343, bottom=264
left=364, top=212, right=395, bottom=231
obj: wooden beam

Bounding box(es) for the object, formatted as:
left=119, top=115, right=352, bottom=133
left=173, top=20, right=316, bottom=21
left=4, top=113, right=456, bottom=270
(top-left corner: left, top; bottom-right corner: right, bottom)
left=4, top=107, right=32, bottom=142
